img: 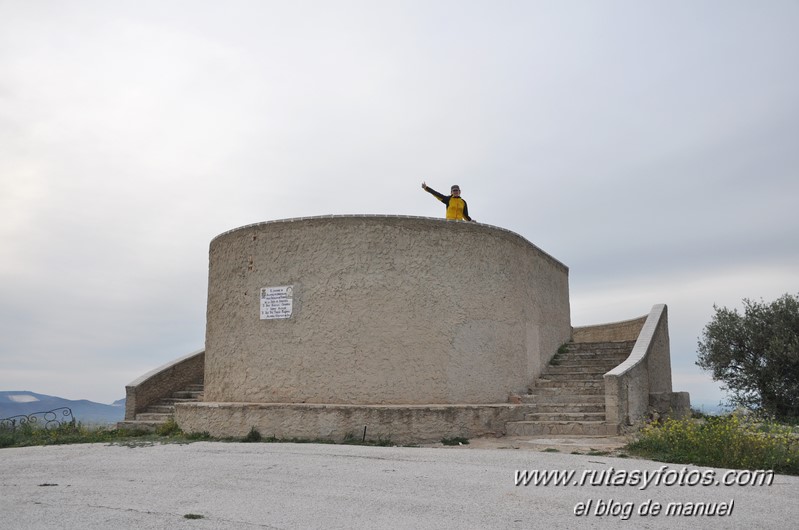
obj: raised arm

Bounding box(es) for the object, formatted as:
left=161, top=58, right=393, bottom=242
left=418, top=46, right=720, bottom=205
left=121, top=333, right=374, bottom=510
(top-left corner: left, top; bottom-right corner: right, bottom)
left=421, top=182, right=448, bottom=202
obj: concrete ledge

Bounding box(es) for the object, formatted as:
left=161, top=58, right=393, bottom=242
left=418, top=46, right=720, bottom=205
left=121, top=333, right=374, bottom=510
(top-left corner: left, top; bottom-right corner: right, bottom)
left=175, top=402, right=535, bottom=444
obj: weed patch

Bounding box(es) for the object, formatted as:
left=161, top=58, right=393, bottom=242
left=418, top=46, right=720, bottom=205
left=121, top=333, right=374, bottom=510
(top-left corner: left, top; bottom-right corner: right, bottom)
left=242, top=427, right=262, bottom=443
left=441, top=437, right=469, bottom=446
left=626, top=413, right=799, bottom=475
left=155, top=419, right=182, bottom=436
left=0, top=420, right=199, bottom=449
left=0, top=422, right=407, bottom=450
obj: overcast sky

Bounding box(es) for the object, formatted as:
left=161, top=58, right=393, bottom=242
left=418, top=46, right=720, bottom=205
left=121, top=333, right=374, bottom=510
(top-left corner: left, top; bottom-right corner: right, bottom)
left=2, top=1, right=797, bottom=409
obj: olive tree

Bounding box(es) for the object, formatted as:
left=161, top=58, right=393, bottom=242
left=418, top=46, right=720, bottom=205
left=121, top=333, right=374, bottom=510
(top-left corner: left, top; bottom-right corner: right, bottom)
left=697, top=293, right=799, bottom=420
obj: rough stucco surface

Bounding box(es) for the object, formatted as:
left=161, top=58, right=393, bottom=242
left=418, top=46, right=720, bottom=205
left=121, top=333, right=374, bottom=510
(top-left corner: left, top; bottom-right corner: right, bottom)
left=203, top=216, right=571, bottom=405
left=650, top=391, right=691, bottom=420
left=175, top=402, right=532, bottom=443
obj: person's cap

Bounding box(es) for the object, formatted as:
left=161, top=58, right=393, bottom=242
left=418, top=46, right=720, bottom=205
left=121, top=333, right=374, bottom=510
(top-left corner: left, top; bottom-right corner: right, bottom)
left=451, top=185, right=460, bottom=192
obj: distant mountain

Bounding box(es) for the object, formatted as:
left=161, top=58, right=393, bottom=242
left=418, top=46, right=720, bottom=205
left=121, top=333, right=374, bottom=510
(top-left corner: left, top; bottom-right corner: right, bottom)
left=0, top=391, right=126, bottom=425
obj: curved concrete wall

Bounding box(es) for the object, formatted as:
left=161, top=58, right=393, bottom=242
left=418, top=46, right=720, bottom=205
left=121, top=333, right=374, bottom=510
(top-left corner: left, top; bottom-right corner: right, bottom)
left=572, top=315, right=647, bottom=343
left=204, top=216, right=570, bottom=405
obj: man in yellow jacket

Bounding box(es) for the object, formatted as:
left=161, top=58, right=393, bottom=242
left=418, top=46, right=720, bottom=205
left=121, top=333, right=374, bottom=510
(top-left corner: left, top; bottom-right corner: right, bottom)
left=421, top=182, right=475, bottom=221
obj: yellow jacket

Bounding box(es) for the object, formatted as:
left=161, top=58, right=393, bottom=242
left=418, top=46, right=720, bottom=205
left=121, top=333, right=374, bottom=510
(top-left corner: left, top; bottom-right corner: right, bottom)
left=424, top=186, right=472, bottom=221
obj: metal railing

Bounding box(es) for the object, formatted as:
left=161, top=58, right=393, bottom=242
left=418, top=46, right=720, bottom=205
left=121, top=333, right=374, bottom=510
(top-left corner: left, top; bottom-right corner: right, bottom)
left=0, top=407, right=75, bottom=431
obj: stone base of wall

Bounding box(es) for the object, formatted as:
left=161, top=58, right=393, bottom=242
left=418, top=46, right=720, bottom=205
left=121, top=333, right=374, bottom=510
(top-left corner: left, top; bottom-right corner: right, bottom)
left=649, top=392, right=692, bottom=421
left=175, top=402, right=535, bottom=444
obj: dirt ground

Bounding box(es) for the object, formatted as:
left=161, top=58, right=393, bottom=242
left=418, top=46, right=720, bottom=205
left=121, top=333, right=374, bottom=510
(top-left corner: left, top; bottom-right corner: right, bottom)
left=421, top=434, right=633, bottom=456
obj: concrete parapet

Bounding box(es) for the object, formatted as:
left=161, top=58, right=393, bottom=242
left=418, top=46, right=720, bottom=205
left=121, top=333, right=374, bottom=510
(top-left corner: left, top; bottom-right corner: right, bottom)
left=123, top=349, right=205, bottom=420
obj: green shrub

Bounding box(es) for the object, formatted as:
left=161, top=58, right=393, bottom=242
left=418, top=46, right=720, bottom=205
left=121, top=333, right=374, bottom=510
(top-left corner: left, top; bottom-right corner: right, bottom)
left=185, top=431, right=211, bottom=441
left=242, top=427, right=262, bottom=443
left=155, top=419, right=182, bottom=436
left=0, top=420, right=193, bottom=448
left=627, top=413, right=799, bottom=475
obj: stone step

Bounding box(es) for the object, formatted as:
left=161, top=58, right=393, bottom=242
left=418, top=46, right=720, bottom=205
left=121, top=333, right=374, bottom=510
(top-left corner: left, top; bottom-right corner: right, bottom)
left=560, top=342, right=632, bottom=351
left=547, top=362, right=623, bottom=372
left=561, top=349, right=632, bottom=357
left=564, top=341, right=636, bottom=353
left=159, top=397, right=199, bottom=405
left=116, top=420, right=161, bottom=433
left=501, top=341, right=630, bottom=439
left=538, top=372, right=605, bottom=382
left=135, top=412, right=173, bottom=422
left=548, top=359, right=626, bottom=369
left=550, top=354, right=627, bottom=362
left=563, top=352, right=630, bottom=359
left=172, top=390, right=203, bottom=399
left=534, top=379, right=604, bottom=389
left=117, top=382, right=204, bottom=431
left=519, top=393, right=605, bottom=404
left=528, top=384, right=603, bottom=394
left=564, top=341, right=631, bottom=348
left=506, top=420, right=620, bottom=436
left=524, top=403, right=605, bottom=413
left=524, top=412, right=606, bottom=422
left=545, top=365, right=614, bottom=374
left=145, top=405, right=176, bottom=414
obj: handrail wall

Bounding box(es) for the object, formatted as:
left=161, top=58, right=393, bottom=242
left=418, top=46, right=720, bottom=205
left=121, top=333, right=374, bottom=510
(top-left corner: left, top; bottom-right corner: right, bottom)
left=603, top=304, right=672, bottom=426
left=124, top=349, right=205, bottom=420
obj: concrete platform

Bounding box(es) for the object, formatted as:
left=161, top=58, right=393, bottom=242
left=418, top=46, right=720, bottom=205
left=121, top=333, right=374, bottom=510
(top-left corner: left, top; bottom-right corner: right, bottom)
left=457, top=434, right=631, bottom=454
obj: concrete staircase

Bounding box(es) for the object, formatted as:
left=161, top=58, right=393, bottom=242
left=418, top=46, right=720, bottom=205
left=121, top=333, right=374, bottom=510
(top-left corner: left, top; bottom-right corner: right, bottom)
left=117, top=382, right=203, bottom=432
left=506, top=341, right=635, bottom=436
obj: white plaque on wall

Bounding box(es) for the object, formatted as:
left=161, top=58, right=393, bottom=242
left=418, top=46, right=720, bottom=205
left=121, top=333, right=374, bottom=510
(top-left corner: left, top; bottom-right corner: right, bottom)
left=260, top=285, right=293, bottom=320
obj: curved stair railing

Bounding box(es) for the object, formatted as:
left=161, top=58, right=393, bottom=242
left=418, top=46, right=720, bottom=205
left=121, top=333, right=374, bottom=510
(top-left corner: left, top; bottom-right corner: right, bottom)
left=604, top=304, right=689, bottom=428
left=123, top=349, right=205, bottom=421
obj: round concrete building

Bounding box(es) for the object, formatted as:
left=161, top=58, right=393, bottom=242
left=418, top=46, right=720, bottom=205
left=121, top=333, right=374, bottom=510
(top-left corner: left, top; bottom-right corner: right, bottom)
left=125, top=215, right=689, bottom=442
left=202, top=215, right=571, bottom=406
